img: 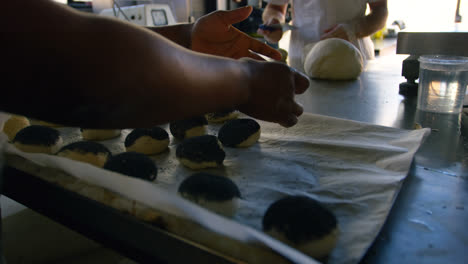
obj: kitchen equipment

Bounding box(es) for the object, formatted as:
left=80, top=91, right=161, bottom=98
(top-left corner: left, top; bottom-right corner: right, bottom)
left=417, top=55, right=468, bottom=114
left=99, top=3, right=176, bottom=26
left=397, top=31, right=468, bottom=96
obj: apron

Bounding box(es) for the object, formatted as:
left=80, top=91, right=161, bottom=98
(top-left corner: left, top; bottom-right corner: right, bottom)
left=279, top=0, right=375, bottom=68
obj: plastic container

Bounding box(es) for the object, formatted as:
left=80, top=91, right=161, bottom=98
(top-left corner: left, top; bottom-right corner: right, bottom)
left=417, top=55, right=468, bottom=114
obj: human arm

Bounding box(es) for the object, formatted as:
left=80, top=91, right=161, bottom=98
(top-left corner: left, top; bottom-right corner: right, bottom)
left=257, top=3, right=288, bottom=44
left=320, top=0, right=388, bottom=40
left=149, top=7, right=281, bottom=61
left=0, top=0, right=308, bottom=128
left=148, top=23, right=193, bottom=49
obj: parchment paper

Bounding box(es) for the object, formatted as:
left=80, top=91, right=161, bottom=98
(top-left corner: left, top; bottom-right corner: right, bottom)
left=2, top=113, right=430, bottom=264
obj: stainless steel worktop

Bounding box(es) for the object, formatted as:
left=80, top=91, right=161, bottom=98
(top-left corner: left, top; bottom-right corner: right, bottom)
left=2, top=50, right=467, bottom=263
left=295, top=53, right=468, bottom=263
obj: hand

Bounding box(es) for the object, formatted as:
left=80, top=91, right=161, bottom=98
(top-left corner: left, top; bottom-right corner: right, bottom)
left=256, top=18, right=284, bottom=44
left=320, top=24, right=350, bottom=41
left=238, top=59, right=310, bottom=127
left=191, top=6, right=281, bottom=61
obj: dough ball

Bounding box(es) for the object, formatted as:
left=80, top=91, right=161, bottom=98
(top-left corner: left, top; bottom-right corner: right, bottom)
left=13, top=125, right=62, bottom=154
left=169, top=116, right=207, bottom=140
left=125, top=127, right=169, bottom=155
left=304, top=38, right=363, bottom=80
left=36, top=120, right=64, bottom=128
left=262, top=195, right=339, bottom=260
left=81, top=128, right=121, bottom=141
left=176, top=135, right=225, bottom=169
left=178, top=172, right=241, bottom=217
left=57, top=141, right=111, bottom=167
left=3, top=115, right=30, bottom=141
left=104, top=152, right=157, bottom=181
left=205, top=109, right=239, bottom=123
left=218, top=118, right=260, bottom=148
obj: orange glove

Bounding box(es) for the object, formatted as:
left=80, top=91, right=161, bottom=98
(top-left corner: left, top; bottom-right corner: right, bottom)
left=191, top=6, right=282, bottom=61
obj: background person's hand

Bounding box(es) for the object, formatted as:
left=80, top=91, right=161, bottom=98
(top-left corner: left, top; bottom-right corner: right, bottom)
left=256, top=18, right=284, bottom=44
left=238, top=59, right=310, bottom=127
left=320, top=24, right=351, bottom=41
left=192, top=6, right=281, bottom=61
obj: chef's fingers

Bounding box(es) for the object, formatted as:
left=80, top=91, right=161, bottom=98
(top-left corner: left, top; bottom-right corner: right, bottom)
left=246, top=51, right=265, bottom=61
left=276, top=100, right=303, bottom=126
left=292, top=102, right=304, bottom=117
left=279, top=114, right=298, bottom=128
left=323, top=24, right=338, bottom=33
left=248, top=38, right=282, bottom=61
left=291, top=68, right=310, bottom=94
left=219, top=6, right=253, bottom=26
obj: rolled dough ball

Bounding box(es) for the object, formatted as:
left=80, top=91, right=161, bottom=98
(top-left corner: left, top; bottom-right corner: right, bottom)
left=3, top=115, right=30, bottom=141
left=262, top=195, right=339, bottom=260
left=36, top=120, right=64, bottom=128
left=81, top=128, right=121, bottom=141
left=218, top=118, right=260, bottom=148
left=176, top=135, right=225, bottom=169
left=205, top=109, right=239, bottom=123
left=178, top=173, right=241, bottom=217
left=13, top=125, right=62, bottom=154
left=104, top=152, right=158, bottom=181
left=125, top=127, right=169, bottom=155
left=304, top=38, right=364, bottom=80
left=169, top=116, right=208, bottom=140
left=57, top=141, right=111, bottom=167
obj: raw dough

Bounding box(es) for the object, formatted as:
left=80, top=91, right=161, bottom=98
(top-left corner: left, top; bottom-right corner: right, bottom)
left=36, top=120, right=64, bottom=127
left=125, top=127, right=169, bottom=155
left=205, top=109, right=239, bottom=123
left=304, top=38, right=364, bottom=80
left=13, top=125, right=62, bottom=154
left=2, top=115, right=30, bottom=141
left=57, top=141, right=111, bottom=167
left=104, top=152, right=158, bottom=181
left=176, top=135, right=225, bottom=169
left=262, top=195, right=339, bottom=260
left=81, top=129, right=121, bottom=141
left=169, top=116, right=207, bottom=140
left=218, top=118, right=260, bottom=148
left=178, top=172, right=241, bottom=217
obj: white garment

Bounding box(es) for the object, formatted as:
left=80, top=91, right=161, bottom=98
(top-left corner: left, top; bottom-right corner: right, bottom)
left=267, top=0, right=377, bottom=66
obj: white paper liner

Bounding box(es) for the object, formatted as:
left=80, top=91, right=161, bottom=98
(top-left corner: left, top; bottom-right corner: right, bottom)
left=2, top=113, right=430, bottom=264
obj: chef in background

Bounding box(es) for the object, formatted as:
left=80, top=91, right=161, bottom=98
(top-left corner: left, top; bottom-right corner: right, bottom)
left=257, top=0, right=388, bottom=65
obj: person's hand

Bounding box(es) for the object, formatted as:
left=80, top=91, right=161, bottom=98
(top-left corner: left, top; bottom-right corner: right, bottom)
left=320, top=24, right=353, bottom=41
left=238, top=59, right=310, bottom=127
left=191, top=6, right=281, bottom=61
left=256, top=18, right=284, bottom=44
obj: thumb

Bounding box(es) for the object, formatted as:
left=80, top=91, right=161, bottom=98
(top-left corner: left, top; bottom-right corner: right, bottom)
left=219, top=6, right=253, bottom=25
left=293, top=69, right=310, bottom=94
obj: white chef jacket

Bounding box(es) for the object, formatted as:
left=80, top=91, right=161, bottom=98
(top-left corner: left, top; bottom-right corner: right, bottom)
left=267, top=0, right=378, bottom=66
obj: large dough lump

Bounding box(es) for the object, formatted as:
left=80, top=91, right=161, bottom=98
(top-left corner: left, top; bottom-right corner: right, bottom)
left=304, top=38, right=364, bottom=80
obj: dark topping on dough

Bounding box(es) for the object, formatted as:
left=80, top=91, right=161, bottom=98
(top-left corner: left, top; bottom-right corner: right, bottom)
left=169, top=116, right=208, bottom=139
left=104, top=152, right=157, bottom=181
left=57, top=141, right=111, bottom=155
left=206, top=109, right=237, bottom=120
left=178, top=173, right=241, bottom=201
left=13, top=125, right=60, bottom=146
left=218, top=119, right=260, bottom=147
left=125, top=127, right=169, bottom=147
left=176, top=135, right=225, bottom=164
left=262, top=195, right=337, bottom=244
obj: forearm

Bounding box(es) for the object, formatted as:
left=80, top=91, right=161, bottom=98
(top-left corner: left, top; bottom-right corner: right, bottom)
left=147, top=23, right=193, bottom=49
left=1, top=0, right=250, bottom=128
left=354, top=0, right=388, bottom=38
